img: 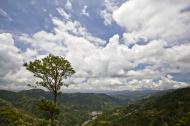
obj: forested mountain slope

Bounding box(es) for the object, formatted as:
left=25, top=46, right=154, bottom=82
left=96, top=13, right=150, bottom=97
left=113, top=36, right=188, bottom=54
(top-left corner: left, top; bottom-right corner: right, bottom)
left=0, top=89, right=120, bottom=126
left=91, top=87, right=190, bottom=126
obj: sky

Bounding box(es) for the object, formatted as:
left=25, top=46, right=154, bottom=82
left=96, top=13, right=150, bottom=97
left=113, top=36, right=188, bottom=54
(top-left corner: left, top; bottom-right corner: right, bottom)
left=0, top=0, right=190, bottom=92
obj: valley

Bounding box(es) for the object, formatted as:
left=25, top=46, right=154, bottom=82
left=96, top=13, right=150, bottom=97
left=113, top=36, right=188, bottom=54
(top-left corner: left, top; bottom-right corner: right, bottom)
left=1, top=87, right=190, bottom=126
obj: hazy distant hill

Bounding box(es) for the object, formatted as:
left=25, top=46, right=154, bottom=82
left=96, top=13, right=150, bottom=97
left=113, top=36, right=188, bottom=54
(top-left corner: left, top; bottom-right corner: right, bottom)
left=0, top=89, right=121, bottom=110
left=91, top=87, right=190, bottom=126
left=107, top=90, right=163, bottom=103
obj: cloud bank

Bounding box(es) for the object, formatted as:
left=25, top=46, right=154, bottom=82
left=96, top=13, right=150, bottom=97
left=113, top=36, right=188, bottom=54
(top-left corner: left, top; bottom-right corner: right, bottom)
left=0, top=0, right=190, bottom=91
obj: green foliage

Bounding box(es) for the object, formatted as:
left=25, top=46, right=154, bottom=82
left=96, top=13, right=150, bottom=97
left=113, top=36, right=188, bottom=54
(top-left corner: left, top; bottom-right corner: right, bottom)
left=0, top=90, right=119, bottom=126
left=1, top=87, right=189, bottom=126
left=0, top=98, right=12, bottom=107
left=24, top=54, right=75, bottom=125
left=92, top=87, right=190, bottom=126
left=36, top=99, right=60, bottom=118
left=24, top=54, right=75, bottom=94
left=0, top=99, right=49, bottom=126
left=176, top=112, right=190, bottom=126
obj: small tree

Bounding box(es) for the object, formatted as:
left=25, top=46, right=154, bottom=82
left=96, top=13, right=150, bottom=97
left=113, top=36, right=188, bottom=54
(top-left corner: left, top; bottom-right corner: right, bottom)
left=36, top=98, right=60, bottom=120
left=24, top=54, right=75, bottom=125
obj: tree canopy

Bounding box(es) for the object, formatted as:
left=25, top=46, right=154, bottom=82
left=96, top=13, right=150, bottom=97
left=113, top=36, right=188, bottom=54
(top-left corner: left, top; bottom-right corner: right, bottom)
left=24, top=54, right=75, bottom=125
left=25, top=54, right=75, bottom=98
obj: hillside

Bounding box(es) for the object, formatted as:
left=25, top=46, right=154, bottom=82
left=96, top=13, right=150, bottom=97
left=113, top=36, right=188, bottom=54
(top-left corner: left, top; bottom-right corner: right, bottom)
left=1, top=88, right=189, bottom=126
left=0, top=98, right=48, bottom=126
left=91, top=87, right=190, bottom=126
left=0, top=89, right=121, bottom=126
left=107, top=90, right=163, bottom=104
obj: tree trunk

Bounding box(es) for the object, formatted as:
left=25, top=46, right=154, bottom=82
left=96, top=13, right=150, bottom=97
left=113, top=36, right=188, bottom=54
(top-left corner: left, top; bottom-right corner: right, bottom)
left=50, top=111, right=54, bottom=126
left=50, top=93, right=57, bottom=126
left=54, top=94, right=57, bottom=104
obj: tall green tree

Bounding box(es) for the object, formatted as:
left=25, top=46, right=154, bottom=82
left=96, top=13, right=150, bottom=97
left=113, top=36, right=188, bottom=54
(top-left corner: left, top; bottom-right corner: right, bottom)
left=24, top=54, right=75, bottom=126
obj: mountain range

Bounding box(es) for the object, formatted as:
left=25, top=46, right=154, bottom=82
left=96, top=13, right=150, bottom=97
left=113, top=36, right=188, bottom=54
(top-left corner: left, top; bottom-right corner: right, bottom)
left=0, top=87, right=190, bottom=126
left=90, top=87, right=190, bottom=126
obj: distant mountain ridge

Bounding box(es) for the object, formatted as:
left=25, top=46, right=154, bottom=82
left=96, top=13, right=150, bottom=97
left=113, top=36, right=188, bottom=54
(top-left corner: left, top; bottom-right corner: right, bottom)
left=107, top=89, right=173, bottom=104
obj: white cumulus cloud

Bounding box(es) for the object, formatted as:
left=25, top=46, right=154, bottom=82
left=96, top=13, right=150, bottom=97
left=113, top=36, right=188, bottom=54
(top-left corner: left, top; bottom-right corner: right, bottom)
left=113, top=0, right=190, bottom=45
left=1, top=0, right=190, bottom=91
left=81, top=5, right=89, bottom=17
